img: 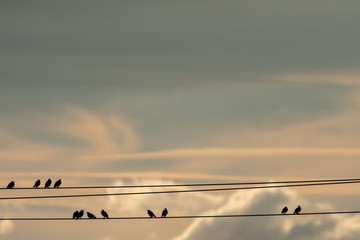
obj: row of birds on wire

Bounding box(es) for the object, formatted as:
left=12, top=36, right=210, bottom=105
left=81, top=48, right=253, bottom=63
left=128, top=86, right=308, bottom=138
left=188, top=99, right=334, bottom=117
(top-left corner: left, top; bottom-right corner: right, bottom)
left=72, top=208, right=169, bottom=219
left=73, top=206, right=297, bottom=219
left=4, top=179, right=62, bottom=189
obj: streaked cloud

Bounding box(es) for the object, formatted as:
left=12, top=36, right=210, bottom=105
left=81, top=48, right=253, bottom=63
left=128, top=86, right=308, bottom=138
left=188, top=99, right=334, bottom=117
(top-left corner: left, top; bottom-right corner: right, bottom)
left=274, top=72, right=360, bottom=87
left=78, top=147, right=360, bottom=161
left=55, top=107, right=140, bottom=154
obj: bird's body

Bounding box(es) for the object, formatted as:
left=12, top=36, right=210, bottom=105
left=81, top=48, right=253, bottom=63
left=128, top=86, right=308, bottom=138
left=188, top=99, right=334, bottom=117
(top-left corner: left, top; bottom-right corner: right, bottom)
left=101, top=210, right=109, bottom=219
left=147, top=210, right=156, bottom=218
left=294, top=205, right=301, bottom=214
left=6, top=181, right=15, bottom=189
left=87, top=212, right=96, bottom=219
left=33, top=179, right=41, bottom=188
left=54, top=179, right=62, bottom=188
left=281, top=206, right=288, bottom=214
left=161, top=208, right=168, bottom=218
left=78, top=210, right=84, bottom=219
left=73, top=211, right=79, bottom=219
left=44, top=179, right=52, bottom=188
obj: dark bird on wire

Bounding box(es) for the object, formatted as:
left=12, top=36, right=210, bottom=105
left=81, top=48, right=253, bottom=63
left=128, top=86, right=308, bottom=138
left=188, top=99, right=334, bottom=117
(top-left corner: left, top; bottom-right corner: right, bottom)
left=33, top=179, right=41, bottom=188
left=73, top=211, right=79, bottom=219
left=78, top=210, right=84, bottom=219
left=101, top=210, right=109, bottom=219
left=294, top=205, right=302, bottom=214
left=281, top=206, right=288, bottom=214
left=87, top=212, right=96, bottom=219
left=44, top=179, right=52, bottom=188
left=147, top=210, right=156, bottom=218
left=6, top=181, right=15, bottom=189
left=161, top=208, right=168, bottom=218
left=54, top=179, right=62, bottom=188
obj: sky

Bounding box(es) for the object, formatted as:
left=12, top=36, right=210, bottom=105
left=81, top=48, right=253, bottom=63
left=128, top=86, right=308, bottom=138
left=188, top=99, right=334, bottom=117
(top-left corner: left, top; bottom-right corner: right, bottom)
left=1, top=1, right=360, bottom=239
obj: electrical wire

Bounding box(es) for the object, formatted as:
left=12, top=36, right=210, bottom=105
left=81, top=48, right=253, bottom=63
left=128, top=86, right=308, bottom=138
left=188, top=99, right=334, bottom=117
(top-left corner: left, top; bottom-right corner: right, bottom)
left=1, top=180, right=359, bottom=200
left=2, top=177, right=360, bottom=190
left=2, top=211, right=360, bottom=220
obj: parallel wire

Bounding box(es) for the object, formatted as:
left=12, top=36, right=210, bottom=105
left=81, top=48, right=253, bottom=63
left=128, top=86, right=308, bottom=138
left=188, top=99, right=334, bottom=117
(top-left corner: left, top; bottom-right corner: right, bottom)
left=2, top=211, right=360, bottom=220
left=2, top=177, right=360, bottom=190
left=1, top=180, right=360, bottom=201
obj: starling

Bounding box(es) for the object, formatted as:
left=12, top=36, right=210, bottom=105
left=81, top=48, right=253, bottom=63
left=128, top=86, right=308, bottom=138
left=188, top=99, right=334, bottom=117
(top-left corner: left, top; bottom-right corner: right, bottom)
left=147, top=210, right=156, bottom=218
left=281, top=206, right=288, bottom=214
left=6, top=181, right=15, bottom=189
left=161, top=208, right=168, bottom=218
left=294, top=205, right=302, bottom=214
left=33, top=179, right=41, bottom=188
left=87, top=212, right=96, bottom=219
left=73, top=211, right=79, bottom=219
left=78, top=210, right=84, bottom=219
left=54, top=179, right=62, bottom=188
left=101, top=210, right=109, bottom=219
left=44, top=179, right=52, bottom=188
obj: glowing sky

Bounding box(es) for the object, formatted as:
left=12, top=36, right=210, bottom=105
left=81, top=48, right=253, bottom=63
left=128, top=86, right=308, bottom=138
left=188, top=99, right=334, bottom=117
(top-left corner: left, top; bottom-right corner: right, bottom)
left=1, top=1, right=360, bottom=239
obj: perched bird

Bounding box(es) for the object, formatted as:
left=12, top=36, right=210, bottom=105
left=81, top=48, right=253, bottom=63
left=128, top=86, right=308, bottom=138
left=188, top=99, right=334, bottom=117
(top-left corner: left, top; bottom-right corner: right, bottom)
left=6, top=181, right=15, bottom=189
left=281, top=206, right=288, bottom=214
left=147, top=210, right=156, bottom=218
left=294, top=205, right=302, bottom=214
left=101, top=210, right=109, bottom=219
left=44, top=179, right=52, bottom=188
left=78, top=210, right=84, bottom=219
left=87, top=212, right=96, bottom=219
left=161, top=208, right=168, bottom=218
left=73, top=211, right=79, bottom=219
left=54, top=179, right=62, bottom=188
left=33, top=179, right=41, bottom=188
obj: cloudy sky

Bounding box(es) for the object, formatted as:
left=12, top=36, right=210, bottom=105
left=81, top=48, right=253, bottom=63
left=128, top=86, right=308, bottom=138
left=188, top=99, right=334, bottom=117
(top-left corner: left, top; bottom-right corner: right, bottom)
left=1, top=1, right=360, bottom=239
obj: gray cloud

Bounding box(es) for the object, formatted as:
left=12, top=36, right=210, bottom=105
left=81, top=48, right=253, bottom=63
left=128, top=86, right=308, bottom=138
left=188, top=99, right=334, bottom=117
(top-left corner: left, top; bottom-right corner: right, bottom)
left=174, top=189, right=360, bottom=240
left=1, top=0, right=360, bottom=88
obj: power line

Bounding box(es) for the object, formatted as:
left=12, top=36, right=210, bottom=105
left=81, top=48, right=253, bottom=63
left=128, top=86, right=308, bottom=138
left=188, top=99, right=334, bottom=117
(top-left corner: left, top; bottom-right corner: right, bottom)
left=2, top=177, right=360, bottom=190
left=1, top=180, right=359, bottom=201
left=2, top=211, right=360, bottom=221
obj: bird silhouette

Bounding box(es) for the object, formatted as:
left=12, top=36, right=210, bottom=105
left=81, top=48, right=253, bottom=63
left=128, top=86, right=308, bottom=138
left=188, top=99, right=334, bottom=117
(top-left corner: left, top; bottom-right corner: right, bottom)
left=101, top=210, right=109, bottom=219
left=161, top=208, right=168, bottom=218
left=73, top=211, right=79, bottom=219
left=78, top=210, right=84, bottom=219
left=44, top=179, right=52, bottom=188
left=147, top=210, right=156, bottom=218
left=281, top=206, right=288, bottom=214
left=33, top=179, right=41, bottom=188
left=294, top=205, right=302, bottom=214
left=54, top=179, right=62, bottom=188
left=87, top=212, right=96, bottom=219
left=6, top=181, right=15, bottom=189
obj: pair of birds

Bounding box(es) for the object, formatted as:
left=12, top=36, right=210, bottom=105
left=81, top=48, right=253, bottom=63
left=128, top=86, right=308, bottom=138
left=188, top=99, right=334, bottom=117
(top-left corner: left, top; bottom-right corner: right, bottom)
left=73, top=210, right=109, bottom=219
left=281, top=205, right=301, bottom=214
left=33, top=179, right=62, bottom=188
left=147, top=208, right=168, bottom=218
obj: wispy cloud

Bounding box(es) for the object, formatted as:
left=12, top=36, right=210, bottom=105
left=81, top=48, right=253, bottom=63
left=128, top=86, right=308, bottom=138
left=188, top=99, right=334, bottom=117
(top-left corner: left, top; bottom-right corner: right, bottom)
left=0, top=107, right=140, bottom=162
left=274, top=72, right=360, bottom=87
left=56, top=107, right=140, bottom=154
left=0, top=220, right=14, bottom=235
left=77, top=147, right=360, bottom=161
